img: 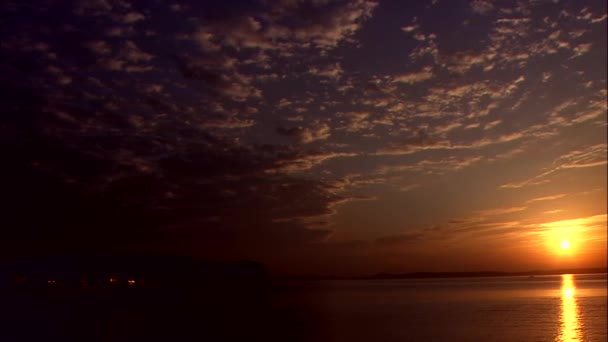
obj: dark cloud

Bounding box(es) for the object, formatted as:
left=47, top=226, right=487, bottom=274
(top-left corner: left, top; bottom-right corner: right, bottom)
left=175, top=55, right=261, bottom=102
left=277, top=122, right=331, bottom=144
left=0, top=67, right=339, bottom=266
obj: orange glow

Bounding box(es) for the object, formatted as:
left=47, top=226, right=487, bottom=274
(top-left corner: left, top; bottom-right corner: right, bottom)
left=128, top=279, right=135, bottom=285
left=110, top=277, right=117, bottom=283
left=540, top=218, right=583, bottom=256
left=558, top=274, right=582, bottom=341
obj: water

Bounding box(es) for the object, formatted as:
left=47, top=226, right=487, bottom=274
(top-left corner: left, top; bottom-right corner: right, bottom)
left=2, top=273, right=605, bottom=341
left=273, top=274, right=607, bottom=342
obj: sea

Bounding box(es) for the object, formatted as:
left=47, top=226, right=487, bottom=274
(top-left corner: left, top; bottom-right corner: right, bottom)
left=2, top=273, right=606, bottom=341
left=272, top=273, right=607, bottom=342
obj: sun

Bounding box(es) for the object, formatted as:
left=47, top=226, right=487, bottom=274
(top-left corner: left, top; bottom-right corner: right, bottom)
left=541, top=218, right=586, bottom=256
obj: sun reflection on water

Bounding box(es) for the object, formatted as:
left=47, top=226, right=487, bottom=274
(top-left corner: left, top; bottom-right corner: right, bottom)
left=558, top=274, right=583, bottom=342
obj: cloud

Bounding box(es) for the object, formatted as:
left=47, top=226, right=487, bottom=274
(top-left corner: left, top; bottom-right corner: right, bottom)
left=277, top=98, right=293, bottom=108
left=266, top=0, right=378, bottom=50
left=575, top=7, right=607, bottom=24
left=375, top=155, right=483, bottom=176
left=95, top=40, right=155, bottom=73
left=526, top=194, right=566, bottom=203
left=190, top=0, right=377, bottom=53
left=543, top=210, right=563, bottom=215
left=267, top=151, right=357, bottom=174
left=0, top=85, right=348, bottom=257
left=401, top=25, right=418, bottom=33
left=554, top=144, right=608, bottom=169
left=336, top=111, right=372, bottom=132
left=447, top=221, right=522, bottom=238
left=3, top=0, right=606, bottom=274
left=309, top=62, right=343, bottom=79
left=85, top=40, right=112, bottom=55
left=500, top=178, right=549, bottom=189
left=445, top=51, right=489, bottom=74
left=45, top=66, right=72, bottom=85
left=476, top=206, right=527, bottom=216
left=424, top=3, right=601, bottom=77
left=325, top=174, right=389, bottom=195
left=546, top=96, right=607, bottom=127
left=470, top=0, right=494, bottom=15
left=377, top=130, right=526, bottom=156
left=393, top=66, right=434, bottom=84
left=572, top=42, right=593, bottom=58
left=435, top=122, right=463, bottom=134
left=123, top=11, right=145, bottom=24
left=176, top=56, right=261, bottom=101
left=324, top=195, right=376, bottom=215
left=122, top=40, right=153, bottom=62
left=200, top=117, right=256, bottom=129
left=144, top=84, right=164, bottom=93
left=536, top=214, right=607, bottom=231
left=194, top=17, right=274, bottom=52
left=277, top=122, right=331, bottom=144
left=501, top=144, right=608, bottom=188
left=590, top=14, right=607, bottom=24
left=175, top=0, right=377, bottom=108
left=483, top=120, right=501, bottom=130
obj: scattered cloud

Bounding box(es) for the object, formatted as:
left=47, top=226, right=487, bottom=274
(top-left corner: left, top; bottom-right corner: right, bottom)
left=2, top=0, right=605, bottom=273
left=393, top=66, right=434, bottom=84
left=543, top=210, right=563, bottom=215
left=476, top=206, right=528, bottom=216
left=375, top=155, right=483, bottom=176
left=278, top=122, right=332, bottom=144
left=536, top=214, right=607, bottom=230
left=572, top=42, right=593, bottom=58
left=526, top=194, right=566, bottom=204
left=123, top=11, right=145, bottom=24
left=470, top=0, right=494, bottom=15
left=554, top=144, right=608, bottom=169
left=267, top=151, right=357, bottom=174
left=501, top=144, right=607, bottom=189
left=309, top=63, right=343, bottom=79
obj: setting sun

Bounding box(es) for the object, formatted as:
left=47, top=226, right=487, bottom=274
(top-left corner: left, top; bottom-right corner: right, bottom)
left=561, top=239, right=571, bottom=250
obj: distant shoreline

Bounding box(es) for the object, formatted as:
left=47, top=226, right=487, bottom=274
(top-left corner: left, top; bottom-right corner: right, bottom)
left=274, top=267, right=608, bottom=280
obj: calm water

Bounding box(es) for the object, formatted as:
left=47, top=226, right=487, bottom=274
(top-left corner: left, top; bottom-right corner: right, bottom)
left=273, top=274, right=607, bottom=342
left=2, top=273, right=605, bottom=341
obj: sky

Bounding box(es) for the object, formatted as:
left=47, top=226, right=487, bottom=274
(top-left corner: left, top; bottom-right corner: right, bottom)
left=1, top=0, right=606, bottom=276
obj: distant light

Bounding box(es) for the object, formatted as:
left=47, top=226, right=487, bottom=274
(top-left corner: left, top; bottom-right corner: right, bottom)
left=128, top=279, right=135, bottom=285
left=109, top=277, right=117, bottom=283
left=48, top=280, right=56, bottom=284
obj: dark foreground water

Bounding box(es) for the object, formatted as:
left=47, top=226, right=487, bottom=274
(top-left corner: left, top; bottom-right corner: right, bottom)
left=2, top=273, right=606, bottom=341
left=274, top=273, right=607, bottom=342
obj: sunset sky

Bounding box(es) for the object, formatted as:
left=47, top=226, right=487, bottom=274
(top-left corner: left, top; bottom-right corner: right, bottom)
left=1, top=0, right=606, bottom=275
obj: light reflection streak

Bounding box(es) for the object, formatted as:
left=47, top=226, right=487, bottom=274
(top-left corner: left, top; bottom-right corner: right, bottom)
left=557, top=274, right=582, bottom=342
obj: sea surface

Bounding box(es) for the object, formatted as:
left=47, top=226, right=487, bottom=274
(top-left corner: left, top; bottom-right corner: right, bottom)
left=2, top=273, right=606, bottom=341
left=272, top=273, right=607, bottom=342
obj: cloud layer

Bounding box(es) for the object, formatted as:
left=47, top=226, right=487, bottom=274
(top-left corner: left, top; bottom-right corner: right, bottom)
left=1, top=0, right=605, bottom=274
